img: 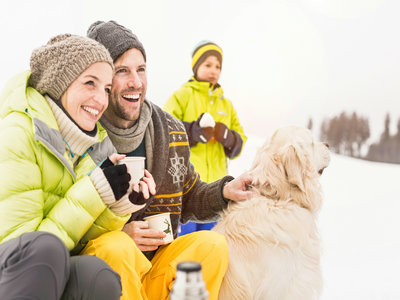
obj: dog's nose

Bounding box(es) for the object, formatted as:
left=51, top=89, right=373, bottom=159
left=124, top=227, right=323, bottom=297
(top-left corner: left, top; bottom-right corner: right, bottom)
left=324, top=143, right=329, bottom=148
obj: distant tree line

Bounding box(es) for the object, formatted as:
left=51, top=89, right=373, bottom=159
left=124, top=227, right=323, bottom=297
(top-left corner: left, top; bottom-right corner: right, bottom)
left=318, top=112, right=370, bottom=158
left=308, top=111, right=400, bottom=164
left=365, top=114, right=400, bottom=163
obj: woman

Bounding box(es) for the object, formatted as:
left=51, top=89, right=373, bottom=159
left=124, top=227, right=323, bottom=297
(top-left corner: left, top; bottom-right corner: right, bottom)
left=0, top=34, right=155, bottom=299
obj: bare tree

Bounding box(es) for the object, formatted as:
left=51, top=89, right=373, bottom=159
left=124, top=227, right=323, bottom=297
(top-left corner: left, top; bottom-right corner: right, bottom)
left=320, top=111, right=370, bottom=157
left=366, top=113, right=400, bottom=163
left=307, top=117, right=313, bottom=131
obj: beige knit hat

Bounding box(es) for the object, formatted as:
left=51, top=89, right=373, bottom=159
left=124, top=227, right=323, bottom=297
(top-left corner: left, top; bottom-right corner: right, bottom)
left=30, top=33, right=113, bottom=100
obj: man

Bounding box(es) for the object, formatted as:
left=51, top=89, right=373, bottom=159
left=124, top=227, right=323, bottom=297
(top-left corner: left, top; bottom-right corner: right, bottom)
left=86, top=20, right=254, bottom=300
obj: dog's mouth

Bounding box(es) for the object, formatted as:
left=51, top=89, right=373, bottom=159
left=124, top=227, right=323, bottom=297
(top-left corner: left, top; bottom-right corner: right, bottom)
left=318, top=168, right=325, bottom=175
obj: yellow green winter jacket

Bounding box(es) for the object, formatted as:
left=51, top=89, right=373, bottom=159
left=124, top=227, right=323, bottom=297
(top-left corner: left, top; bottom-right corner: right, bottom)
left=0, top=71, right=130, bottom=251
left=164, top=78, right=246, bottom=182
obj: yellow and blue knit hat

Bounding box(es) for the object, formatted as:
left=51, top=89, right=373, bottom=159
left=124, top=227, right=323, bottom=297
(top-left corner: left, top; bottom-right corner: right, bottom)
left=191, top=40, right=223, bottom=75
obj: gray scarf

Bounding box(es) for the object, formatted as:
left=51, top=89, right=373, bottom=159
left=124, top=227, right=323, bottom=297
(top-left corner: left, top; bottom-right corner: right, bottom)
left=45, top=95, right=98, bottom=164
left=100, top=99, right=154, bottom=171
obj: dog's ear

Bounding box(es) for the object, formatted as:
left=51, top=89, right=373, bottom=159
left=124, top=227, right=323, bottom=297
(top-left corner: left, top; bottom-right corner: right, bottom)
left=281, top=144, right=306, bottom=192
left=279, top=143, right=323, bottom=213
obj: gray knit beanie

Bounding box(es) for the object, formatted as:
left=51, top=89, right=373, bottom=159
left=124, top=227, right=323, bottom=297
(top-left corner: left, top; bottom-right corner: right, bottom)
left=29, top=34, right=113, bottom=100
left=87, top=20, right=146, bottom=62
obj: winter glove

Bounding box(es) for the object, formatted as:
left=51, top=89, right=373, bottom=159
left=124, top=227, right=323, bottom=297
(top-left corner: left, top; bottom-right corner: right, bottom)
left=102, top=164, right=131, bottom=201
left=99, top=157, right=148, bottom=205
left=214, top=122, right=235, bottom=149
left=91, top=160, right=148, bottom=216
left=128, top=189, right=147, bottom=205
left=195, top=113, right=214, bottom=142
left=101, top=159, right=148, bottom=205
left=199, top=112, right=215, bottom=128
left=100, top=157, right=114, bottom=169
left=214, top=122, right=244, bottom=158
left=184, top=113, right=214, bottom=146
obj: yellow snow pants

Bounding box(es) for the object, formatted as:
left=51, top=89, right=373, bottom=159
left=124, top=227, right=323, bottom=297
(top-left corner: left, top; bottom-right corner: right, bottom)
left=81, top=230, right=229, bottom=300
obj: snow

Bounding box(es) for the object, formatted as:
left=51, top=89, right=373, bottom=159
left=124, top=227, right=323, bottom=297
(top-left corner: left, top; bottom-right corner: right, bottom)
left=228, top=134, right=400, bottom=299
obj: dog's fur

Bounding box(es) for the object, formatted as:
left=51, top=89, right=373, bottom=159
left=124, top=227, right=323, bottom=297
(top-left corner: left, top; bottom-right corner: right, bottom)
left=213, top=126, right=330, bottom=300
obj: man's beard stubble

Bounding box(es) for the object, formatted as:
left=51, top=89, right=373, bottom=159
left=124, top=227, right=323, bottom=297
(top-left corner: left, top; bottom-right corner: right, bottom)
left=110, top=90, right=142, bottom=123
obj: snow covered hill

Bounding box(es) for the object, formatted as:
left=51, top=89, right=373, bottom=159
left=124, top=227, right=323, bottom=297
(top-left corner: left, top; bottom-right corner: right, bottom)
left=229, top=135, right=400, bottom=299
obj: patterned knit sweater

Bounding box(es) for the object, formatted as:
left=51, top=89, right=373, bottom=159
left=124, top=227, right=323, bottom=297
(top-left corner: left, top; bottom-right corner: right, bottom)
left=129, top=102, right=232, bottom=237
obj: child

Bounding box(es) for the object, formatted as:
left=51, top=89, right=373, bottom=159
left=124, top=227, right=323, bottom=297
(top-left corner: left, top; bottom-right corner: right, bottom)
left=164, top=40, right=247, bottom=235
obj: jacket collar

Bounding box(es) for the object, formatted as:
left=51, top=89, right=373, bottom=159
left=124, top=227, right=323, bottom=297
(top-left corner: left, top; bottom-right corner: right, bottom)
left=186, top=76, right=224, bottom=99
left=0, top=71, right=114, bottom=180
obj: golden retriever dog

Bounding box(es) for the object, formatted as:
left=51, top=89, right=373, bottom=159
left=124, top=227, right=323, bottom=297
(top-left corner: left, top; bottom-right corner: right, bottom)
left=213, top=125, right=330, bottom=300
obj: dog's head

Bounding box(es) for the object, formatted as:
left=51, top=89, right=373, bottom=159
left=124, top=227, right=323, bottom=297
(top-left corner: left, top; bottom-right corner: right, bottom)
left=249, top=125, right=330, bottom=213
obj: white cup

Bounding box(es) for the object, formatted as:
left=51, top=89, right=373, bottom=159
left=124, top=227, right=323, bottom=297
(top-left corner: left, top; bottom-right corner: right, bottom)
left=118, top=156, right=145, bottom=186
left=144, top=212, right=174, bottom=244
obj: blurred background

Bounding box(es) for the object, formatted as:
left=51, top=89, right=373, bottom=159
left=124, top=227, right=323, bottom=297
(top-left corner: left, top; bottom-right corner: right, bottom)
left=1, top=1, right=400, bottom=298
left=2, top=0, right=400, bottom=150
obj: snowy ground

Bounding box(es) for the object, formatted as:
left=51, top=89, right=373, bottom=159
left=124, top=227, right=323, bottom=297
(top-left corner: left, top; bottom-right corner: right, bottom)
left=229, top=135, right=400, bottom=300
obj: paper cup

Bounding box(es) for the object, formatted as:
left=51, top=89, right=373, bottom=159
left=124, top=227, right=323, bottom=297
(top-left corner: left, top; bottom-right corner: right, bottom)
left=144, top=213, right=174, bottom=244
left=118, top=157, right=145, bottom=186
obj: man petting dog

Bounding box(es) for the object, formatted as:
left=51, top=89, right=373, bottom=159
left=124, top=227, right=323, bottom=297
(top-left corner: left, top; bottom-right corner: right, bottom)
left=85, top=20, right=254, bottom=300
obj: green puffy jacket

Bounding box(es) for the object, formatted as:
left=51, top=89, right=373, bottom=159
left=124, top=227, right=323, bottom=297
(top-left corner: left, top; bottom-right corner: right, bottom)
left=0, top=71, right=130, bottom=251
left=164, top=78, right=246, bottom=182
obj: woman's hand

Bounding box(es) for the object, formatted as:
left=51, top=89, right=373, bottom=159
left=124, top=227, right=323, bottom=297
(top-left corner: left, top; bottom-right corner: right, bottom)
left=128, top=169, right=156, bottom=205
left=100, top=153, right=126, bottom=169
left=108, top=153, right=126, bottom=164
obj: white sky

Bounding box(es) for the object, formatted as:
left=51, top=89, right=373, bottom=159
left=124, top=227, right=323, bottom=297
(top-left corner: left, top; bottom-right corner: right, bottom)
left=1, top=0, right=400, bottom=142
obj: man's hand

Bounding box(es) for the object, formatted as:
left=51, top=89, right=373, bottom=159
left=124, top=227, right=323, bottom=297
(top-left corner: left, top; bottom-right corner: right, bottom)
left=122, top=221, right=166, bottom=251
left=223, top=172, right=255, bottom=202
